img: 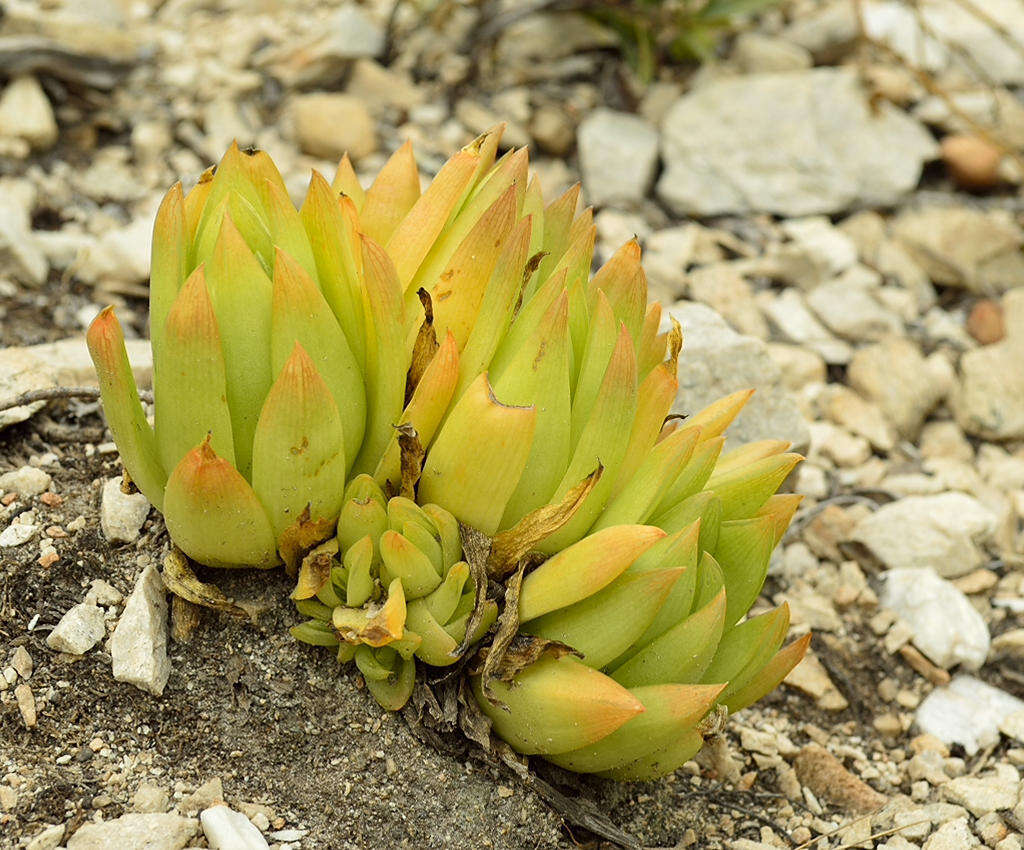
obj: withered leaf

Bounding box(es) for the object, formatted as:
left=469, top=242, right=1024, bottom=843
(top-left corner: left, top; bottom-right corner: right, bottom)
left=162, top=548, right=248, bottom=617
left=332, top=582, right=405, bottom=648
left=406, top=288, right=438, bottom=403
left=486, top=466, right=602, bottom=578
left=453, top=522, right=493, bottom=659
left=290, top=538, right=338, bottom=600
left=457, top=677, right=493, bottom=752
left=509, top=251, right=547, bottom=322
left=170, top=594, right=201, bottom=643
left=479, top=634, right=579, bottom=684
left=666, top=314, right=682, bottom=371
left=278, top=505, right=335, bottom=577
left=397, top=422, right=424, bottom=499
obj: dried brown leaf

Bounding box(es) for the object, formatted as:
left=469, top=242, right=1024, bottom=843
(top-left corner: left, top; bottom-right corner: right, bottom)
left=397, top=423, right=424, bottom=499
left=486, top=466, right=602, bottom=578
left=476, top=559, right=526, bottom=705
left=454, top=522, right=493, bottom=658
left=162, top=548, right=247, bottom=617
left=407, top=288, right=438, bottom=403
left=278, top=505, right=335, bottom=577
left=170, top=594, right=201, bottom=643
left=290, top=538, right=338, bottom=600
left=666, top=314, right=682, bottom=371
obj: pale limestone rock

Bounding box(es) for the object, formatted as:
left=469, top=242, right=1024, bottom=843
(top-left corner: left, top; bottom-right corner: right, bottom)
left=201, top=805, right=270, bottom=850
left=110, top=564, right=170, bottom=696
left=847, top=337, right=949, bottom=438
left=879, top=568, right=990, bottom=669
left=658, top=69, right=936, bottom=216
left=291, top=93, right=376, bottom=161
left=66, top=813, right=198, bottom=850
left=852, top=494, right=997, bottom=578
left=916, top=676, right=1024, bottom=754
left=0, top=466, right=51, bottom=497
left=46, top=603, right=106, bottom=655
left=665, top=301, right=809, bottom=452
left=0, top=75, right=58, bottom=150
left=577, top=109, right=658, bottom=207
left=100, top=477, right=151, bottom=543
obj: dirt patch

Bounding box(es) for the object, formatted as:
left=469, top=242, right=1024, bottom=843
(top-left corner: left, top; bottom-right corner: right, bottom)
left=0, top=409, right=813, bottom=849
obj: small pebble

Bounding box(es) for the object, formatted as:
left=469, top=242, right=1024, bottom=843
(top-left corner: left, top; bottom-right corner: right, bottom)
left=14, top=683, right=36, bottom=727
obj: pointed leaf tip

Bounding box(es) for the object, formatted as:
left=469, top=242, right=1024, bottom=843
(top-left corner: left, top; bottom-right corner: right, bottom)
left=164, top=438, right=278, bottom=569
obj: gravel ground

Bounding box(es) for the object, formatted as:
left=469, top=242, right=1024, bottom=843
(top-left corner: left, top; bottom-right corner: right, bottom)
left=2, top=0, right=1024, bottom=848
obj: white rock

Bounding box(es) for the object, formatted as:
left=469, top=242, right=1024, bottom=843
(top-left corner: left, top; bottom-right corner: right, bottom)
left=0, top=521, right=38, bottom=547
left=0, top=193, right=47, bottom=287
left=530, top=103, right=575, bottom=156
left=658, top=68, right=937, bottom=216
left=879, top=569, right=990, bottom=669
left=201, top=805, right=270, bottom=850
left=780, top=216, right=858, bottom=278
left=922, top=817, right=979, bottom=850
left=864, top=0, right=1024, bottom=86
left=916, top=675, right=1024, bottom=754
left=577, top=109, right=659, bottom=207
left=76, top=216, right=152, bottom=287
left=783, top=1, right=858, bottom=56
left=0, top=76, right=58, bottom=150
left=999, top=709, right=1024, bottom=743
left=131, top=120, right=173, bottom=162
left=644, top=225, right=698, bottom=300
left=260, top=4, right=384, bottom=87
left=919, top=422, right=973, bottom=464
left=26, top=823, right=65, bottom=850
left=347, top=59, right=424, bottom=114
left=731, top=32, right=812, bottom=73
left=686, top=264, right=768, bottom=339
left=455, top=98, right=529, bottom=149
left=11, top=645, right=32, bottom=678
left=807, top=281, right=902, bottom=342
left=180, top=778, right=224, bottom=816
left=809, top=421, right=871, bottom=468
left=85, top=579, right=124, bottom=607
left=110, top=564, right=170, bottom=696
left=101, top=477, right=151, bottom=543
left=0, top=336, right=152, bottom=430
left=953, top=337, right=1024, bottom=441
left=847, top=337, right=950, bottom=437
left=46, top=603, right=107, bottom=655
left=72, top=149, right=146, bottom=205
left=291, top=93, right=376, bottom=161
left=765, top=343, right=827, bottom=391
left=0, top=466, right=51, bottom=497
left=493, top=12, right=616, bottom=72
left=853, top=494, right=997, bottom=578
left=942, top=771, right=1021, bottom=816
left=759, top=288, right=852, bottom=364
left=892, top=206, right=1024, bottom=293
left=666, top=301, right=809, bottom=451
left=132, top=781, right=170, bottom=813
left=66, top=812, right=198, bottom=850
left=820, top=385, right=897, bottom=452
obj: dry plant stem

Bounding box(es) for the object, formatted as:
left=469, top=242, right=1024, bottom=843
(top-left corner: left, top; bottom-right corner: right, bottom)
left=859, top=29, right=1024, bottom=173
left=908, top=0, right=997, bottom=91
left=795, top=818, right=931, bottom=850
left=0, top=386, right=151, bottom=414
left=946, top=0, right=1024, bottom=65
left=898, top=644, right=951, bottom=686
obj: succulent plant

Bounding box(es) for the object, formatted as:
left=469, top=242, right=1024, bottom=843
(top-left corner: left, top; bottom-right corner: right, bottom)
left=88, top=127, right=808, bottom=780
left=289, top=474, right=497, bottom=709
